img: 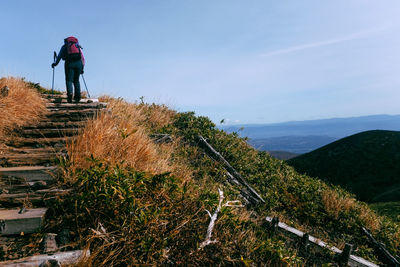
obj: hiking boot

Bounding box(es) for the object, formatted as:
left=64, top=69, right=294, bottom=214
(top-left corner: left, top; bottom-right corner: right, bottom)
left=67, top=94, right=73, bottom=103
left=74, top=92, right=81, bottom=103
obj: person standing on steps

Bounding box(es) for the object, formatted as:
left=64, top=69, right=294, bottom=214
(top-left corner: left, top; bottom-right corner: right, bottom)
left=51, top=36, right=85, bottom=103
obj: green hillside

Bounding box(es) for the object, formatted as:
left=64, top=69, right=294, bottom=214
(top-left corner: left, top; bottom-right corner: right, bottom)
left=287, top=130, right=400, bottom=202
left=53, top=101, right=400, bottom=265
left=2, top=80, right=400, bottom=265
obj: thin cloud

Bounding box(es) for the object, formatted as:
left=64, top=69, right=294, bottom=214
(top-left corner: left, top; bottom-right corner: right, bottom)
left=260, top=27, right=386, bottom=57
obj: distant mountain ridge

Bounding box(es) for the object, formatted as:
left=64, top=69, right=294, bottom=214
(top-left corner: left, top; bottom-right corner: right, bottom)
left=221, top=114, right=400, bottom=153
left=287, top=130, right=400, bottom=202
left=222, top=114, right=400, bottom=138
left=249, top=135, right=336, bottom=154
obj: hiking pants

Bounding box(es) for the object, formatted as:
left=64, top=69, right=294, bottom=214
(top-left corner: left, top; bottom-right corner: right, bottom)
left=64, top=60, right=83, bottom=102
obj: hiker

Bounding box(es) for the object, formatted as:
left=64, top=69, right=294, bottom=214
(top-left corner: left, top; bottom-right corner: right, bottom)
left=51, top=36, right=85, bottom=103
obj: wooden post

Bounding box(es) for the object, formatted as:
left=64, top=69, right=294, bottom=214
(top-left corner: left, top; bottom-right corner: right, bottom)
left=339, top=243, right=353, bottom=266
left=264, top=217, right=378, bottom=267
left=362, top=227, right=400, bottom=266
left=270, top=216, right=279, bottom=234
left=42, top=233, right=58, bottom=253
left=197, top=135, right=265, bottom=204
left=299, top=233, right=310, bottom=257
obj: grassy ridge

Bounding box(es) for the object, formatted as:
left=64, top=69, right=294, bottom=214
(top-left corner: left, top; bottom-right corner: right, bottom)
left=49, top=97, right=400, bottom=265
left=370, top=202, right=400, bottom=223
left=287, top=130, right=400, bottom=202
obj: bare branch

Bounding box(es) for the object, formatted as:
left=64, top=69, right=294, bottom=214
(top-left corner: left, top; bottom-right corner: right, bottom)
left=199, top=189, right=224, bottom=249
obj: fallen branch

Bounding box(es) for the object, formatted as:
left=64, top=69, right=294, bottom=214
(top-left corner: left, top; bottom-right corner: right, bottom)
left=362, top=227, right=400, bottom=266
left=199, top=189, right=243, bottom=249
left=197, top=135, right=265, bottom=205
left=150, top=134, right=173, bottom=144
left=199, top=189, right=224, bottom=249
left=224, top=200, right=244, bottom=208
left=90, top=222, right=113, bottom=243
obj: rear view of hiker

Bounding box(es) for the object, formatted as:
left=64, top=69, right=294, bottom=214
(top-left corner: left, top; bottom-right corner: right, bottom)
left=51, top=36, right=85, bottom=103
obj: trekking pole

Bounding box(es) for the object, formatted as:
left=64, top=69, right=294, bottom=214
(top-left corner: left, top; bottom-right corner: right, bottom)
left=81, top=74, right=91, bottom=98
left=51, top=51, right=56, bottom=95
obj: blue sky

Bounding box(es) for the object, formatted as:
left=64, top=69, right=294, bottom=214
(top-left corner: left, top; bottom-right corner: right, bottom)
left=1, top=1, right=400, bottom=124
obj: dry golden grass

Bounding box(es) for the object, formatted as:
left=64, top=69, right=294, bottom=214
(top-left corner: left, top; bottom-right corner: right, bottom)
left=322, top=188, right=380, bottom=231
left=67, top=97, right=192, bottom=182
left=357, top=202, right=381, bottom=232
left=65, top=95, right=394, bottom=265
left=0, top=77, right=46, bottom=140
left=67, top=113, right=172, bottom=175
left=99, top=96, right=175, bottom=132
left=321, top=189, right=356, bottom=219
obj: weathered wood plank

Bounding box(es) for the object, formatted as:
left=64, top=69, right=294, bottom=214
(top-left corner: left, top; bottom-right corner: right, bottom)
left=45, top=102, right=106, bottom=110
left=265, top=217, right=378, bottom=267
left=0, top=166, right=56, bottom=182
left=0, top=181, right=49, bottom=194
left=23, top=121, right=86, bottom=130
left=0, top=208, right=47, bottom=235
left=0, top=153, right=66, bottom=167
left=362, top=227, right=400, bottom=266
left=5, top=137, right=73, bottom=148
left=40, top=94, right=68, bottom=99
left=0, top=188, right=69, bottom=199
left=197, top=135, right=265, bottom=204
left=0, top=194, right=59, bottom=209
left=19, top=128, right=81, bottom=138
left=1, top=147, right=65, bottom=155
left=0, top=249, right=90, bottom=266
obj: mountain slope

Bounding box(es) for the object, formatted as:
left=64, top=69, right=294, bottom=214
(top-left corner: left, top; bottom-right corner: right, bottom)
left=4, top=78, right=399, bottom=265
left=287, top=130, right=400, bottom=202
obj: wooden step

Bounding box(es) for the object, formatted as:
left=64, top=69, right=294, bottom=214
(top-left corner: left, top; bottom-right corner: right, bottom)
left=48, top=99, right=91, bottom=104
left=23, top=121, right=86, bottom=130
left=0, top=153, right=66, bottom=167
left=0, top=250, right=89, bottom=266
left=46, top=102, right=106, bottom=110
left=1, top=153, right=66, bottom=158
left=5, top=137, right=73, bottom=148
left=0, top=208, right=47, bottom=235
left=0, top=196, right=48, bottom=208
left=1, top=147, right=66, bottom=154
left=0, top=166, right=57, bottom=182
left=46, top=108, right=99, bottom=116
left=0, top=188, right=68, bottom=201
left=41, top=94, right=89, bottom=101
left=0, top=188, right=68, bottom=208
left=0, top=181, right=50, bottom=194
left=41, top=94, right=68, bottom=99
left=45, top=111, right=99, bottom=122
left=19, top=128, right=81, bottom=138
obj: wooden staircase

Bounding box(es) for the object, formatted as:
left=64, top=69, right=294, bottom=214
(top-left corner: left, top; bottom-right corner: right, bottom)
left=0, top=94, right=106, bottom=265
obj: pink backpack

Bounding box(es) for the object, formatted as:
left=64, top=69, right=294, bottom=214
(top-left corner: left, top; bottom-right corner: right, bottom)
left=65, top=36, right=82, bottom=60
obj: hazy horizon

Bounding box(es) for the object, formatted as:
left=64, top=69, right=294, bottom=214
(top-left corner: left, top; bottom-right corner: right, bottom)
left=219, top=113, right=400, bottom=126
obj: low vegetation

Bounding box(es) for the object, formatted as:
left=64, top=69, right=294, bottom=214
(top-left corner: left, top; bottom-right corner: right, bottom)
left=370, top=201, right=400, bottom=224
left=2, top=77, right=396, bottom=265
left=46, top=94, right=400, bottom=266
